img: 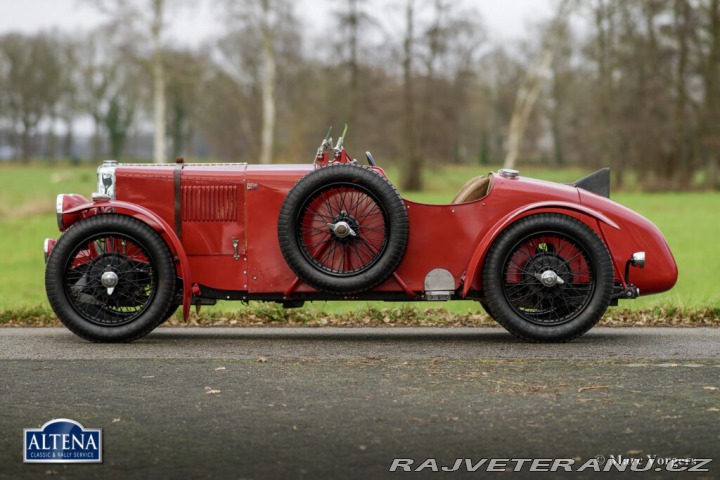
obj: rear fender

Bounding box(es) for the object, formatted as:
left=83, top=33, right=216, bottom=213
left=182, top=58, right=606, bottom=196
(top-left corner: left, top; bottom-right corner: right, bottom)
left=461, top=201, right=620, bottom=297
left=63, top=200, right=193, bottom=320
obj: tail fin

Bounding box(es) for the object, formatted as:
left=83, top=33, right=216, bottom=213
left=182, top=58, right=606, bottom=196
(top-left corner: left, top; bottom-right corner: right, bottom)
left=571, top=168, right=610, bottom=198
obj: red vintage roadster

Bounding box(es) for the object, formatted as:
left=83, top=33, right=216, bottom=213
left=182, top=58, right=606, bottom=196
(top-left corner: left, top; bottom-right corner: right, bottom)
left=44, top=129, right=677, bottom=343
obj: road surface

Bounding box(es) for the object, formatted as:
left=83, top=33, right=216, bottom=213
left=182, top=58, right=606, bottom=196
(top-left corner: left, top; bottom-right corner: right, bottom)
left=1, top=327, right=718, bottom=479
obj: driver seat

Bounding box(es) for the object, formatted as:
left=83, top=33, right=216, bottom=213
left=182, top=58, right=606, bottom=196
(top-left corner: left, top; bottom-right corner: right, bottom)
left=451, top=174, right=493, bottom=204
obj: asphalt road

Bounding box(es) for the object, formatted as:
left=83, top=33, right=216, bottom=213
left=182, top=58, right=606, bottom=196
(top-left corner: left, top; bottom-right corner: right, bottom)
left=2, top=327, right=719, bottom=479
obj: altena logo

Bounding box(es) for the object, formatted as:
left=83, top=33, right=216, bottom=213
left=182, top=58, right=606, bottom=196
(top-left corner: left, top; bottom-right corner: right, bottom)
left=23, top=419, right=102, bottom=463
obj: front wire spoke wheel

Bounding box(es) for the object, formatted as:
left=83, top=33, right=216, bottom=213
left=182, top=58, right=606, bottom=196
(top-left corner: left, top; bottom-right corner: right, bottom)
left=45, top=214, right=176, bottom=343
left=64, top=234, right=156, bottom=326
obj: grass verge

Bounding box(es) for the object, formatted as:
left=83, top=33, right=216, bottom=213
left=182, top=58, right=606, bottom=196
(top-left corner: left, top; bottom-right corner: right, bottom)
left=2, top=164, right=719, bottom=313
left=2, top=304, right=718, bottom=328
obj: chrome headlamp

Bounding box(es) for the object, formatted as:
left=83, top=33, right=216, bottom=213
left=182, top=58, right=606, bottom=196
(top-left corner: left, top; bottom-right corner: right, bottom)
left=96, top=160, right=117, bottom=200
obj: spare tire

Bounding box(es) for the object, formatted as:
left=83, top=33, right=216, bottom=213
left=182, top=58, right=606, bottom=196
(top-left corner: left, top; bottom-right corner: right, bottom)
left=278, top=164, right=409, bottom=294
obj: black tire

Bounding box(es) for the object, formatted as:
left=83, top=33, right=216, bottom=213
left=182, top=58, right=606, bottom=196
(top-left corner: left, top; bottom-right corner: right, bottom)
left=479, top=301, right=491, bottom=315
left=278, top=164, right=409, bottom=294
left=482, top=213, right=613, bottom=342
left=162, top=304, right=180, bottom=323
left=159, top=279, right=183, bottom=324
left=45, top=214, right=176, bottom=342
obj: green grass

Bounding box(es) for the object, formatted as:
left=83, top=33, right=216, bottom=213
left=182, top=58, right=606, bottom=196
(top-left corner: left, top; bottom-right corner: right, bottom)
left=0, top=164, right=97, bottom=212
left=0, top=164, right=718, bottom=314
left=0, top=214, right=61, bottom=307
left=385, top=163, right=595, bottom=203
left=612, top=192, right=720, bottom=309
left=0, top=164, right=98, bottom=308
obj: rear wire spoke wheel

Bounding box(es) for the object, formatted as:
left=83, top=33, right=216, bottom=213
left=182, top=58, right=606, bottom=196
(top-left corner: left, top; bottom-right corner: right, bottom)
left=278, top=164, right=408, bottom=294
left=482, top=214, right=613, bottom=342
left=45, top=214, right=176, bottom=342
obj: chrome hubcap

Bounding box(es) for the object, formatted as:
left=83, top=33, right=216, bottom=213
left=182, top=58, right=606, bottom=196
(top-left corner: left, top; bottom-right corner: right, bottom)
left=536, top=270, right=565, bottom=287
left=327, top=220, right=356, bottom=238
left=101, top=271, right=119, bottom=295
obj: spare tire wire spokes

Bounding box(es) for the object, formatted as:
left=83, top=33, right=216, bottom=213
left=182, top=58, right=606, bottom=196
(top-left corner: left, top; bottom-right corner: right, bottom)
left=300, top=184, right=388, bottom=275
left=278, top=164, right=409, bottom=295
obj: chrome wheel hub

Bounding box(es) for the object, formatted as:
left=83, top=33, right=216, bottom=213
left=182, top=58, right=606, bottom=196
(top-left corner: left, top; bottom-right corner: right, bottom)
left=101, top=271, right=119, bottom=295
left=535, top=270, right=565, bottom=287
left=327, top=220, right=357, bottom=239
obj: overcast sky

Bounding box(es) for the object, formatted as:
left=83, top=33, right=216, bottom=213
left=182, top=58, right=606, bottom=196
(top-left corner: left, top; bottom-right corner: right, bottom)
left=0, top=0, right=555, bottom=45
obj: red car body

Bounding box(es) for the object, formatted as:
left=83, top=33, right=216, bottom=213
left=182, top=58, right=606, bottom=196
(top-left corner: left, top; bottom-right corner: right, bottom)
left=46, top=141, right=677, bottom=342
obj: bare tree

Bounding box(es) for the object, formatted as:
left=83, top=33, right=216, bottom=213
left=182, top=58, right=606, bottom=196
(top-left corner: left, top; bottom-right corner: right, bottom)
left=699, top=0, right=720, bottom=189
left=333, top=0, right=376, bottom=126
left=398, top=0, right=485, bottom=188
left=259, top=0, right=276, bottom=165
left=416, top=0, right=447, bottom=165
left=0, top=0, right=713, bottom=191
left=92, top=0, right=174, bottom=163
left=151, top=0, right=166, bottom=163
left=221, top=0, right=298, bottom=164
left=546, top=17, right=573, bottom=167
left=104, top=93, right=135, bottom=159
left=400, top=0, right=421, bottom=191
left=588, top=0, right=620, bottom=183
left=165, top=48, right=205, bottom=158
left=197, top=66, right=254, bottom=159
left=56, top=37, right=80, bottom=160
left=504, top=0, right=575, bottom=170
left=344, top=0, right=361, bottom=125
left=669, top=0, right=694, bottom=187
left=0, top=33, right=64, bottom=162
left=76, top=29, right=132, bottom=161
left=417, top=1, right=484, bottom=164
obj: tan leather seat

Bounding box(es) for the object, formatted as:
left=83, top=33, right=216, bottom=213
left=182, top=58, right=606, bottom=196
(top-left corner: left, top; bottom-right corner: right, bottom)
left=451, top=174, right=493, bottom=204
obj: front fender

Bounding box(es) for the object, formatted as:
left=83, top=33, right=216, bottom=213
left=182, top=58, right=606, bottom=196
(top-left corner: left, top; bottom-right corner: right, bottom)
left=63, top=200, right=193, bottom=321
left=461, top=201, right=620, bottom=298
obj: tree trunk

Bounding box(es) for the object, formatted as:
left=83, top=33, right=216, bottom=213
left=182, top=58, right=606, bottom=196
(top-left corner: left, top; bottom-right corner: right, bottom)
left=400, top=0, right=422, bottom=192
left=47, top=119, right=57, bottom=162
left=63, top=120, right=74, bottom=160
left=20, top=123, right=32, bottom=164
left=551, top=121, right=564, bottom=167
left=550, top=58, right=565, bottom=167
left=702, top=0, right=720, bottom=189
left=171, top=104, right=185, bottom=158
left=595, top=0, right=622, bottom=188
left=92, top=117, right=102, bottom=161
left=504, top=52, right=552, bottom=170
left=478, top=129, right=489, bottom=165
left=673, top=0, right=692, bottom=188
left=152, top=0, right=166, bottom=164
left=259, top=0, right=277, bottom=165
left=347, top=0, right=359, bottom=127
left=105, top=96, right=134, bottom=160
left=416, top=0, right=443, bottom=167
left=503, top=0, right=573, bottom=170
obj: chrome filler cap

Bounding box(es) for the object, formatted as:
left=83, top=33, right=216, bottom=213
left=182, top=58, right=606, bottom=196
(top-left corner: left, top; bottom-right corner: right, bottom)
left=498, top=169, right=520, bottom=179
